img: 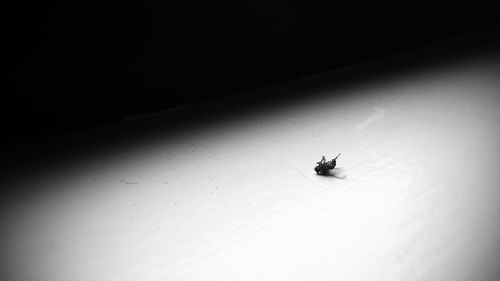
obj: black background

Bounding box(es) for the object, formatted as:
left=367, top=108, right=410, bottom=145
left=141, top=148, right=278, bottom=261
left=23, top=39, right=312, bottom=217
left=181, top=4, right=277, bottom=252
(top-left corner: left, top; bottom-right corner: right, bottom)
left=9, top=0, right=500, bottom=139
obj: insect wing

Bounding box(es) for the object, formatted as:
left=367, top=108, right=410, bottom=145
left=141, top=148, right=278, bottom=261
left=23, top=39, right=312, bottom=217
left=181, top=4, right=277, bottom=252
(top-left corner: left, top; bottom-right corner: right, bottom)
left=331, top=167, right=347, bottom=179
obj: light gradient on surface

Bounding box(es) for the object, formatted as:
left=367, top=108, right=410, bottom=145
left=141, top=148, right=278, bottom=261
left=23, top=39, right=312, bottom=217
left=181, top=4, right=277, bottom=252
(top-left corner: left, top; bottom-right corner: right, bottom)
left=1, top=54, right=500, bottom=281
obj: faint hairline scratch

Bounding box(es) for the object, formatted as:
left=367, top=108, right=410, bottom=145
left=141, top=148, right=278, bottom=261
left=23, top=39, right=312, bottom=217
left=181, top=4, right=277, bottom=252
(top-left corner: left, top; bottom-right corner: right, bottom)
left=279, top=161, right=307, bottom=178
left=120, top=179, right=140, bottom=184
left=355, top=107, right=386, bottom=130
left=292, top=166, right=306, bottom=178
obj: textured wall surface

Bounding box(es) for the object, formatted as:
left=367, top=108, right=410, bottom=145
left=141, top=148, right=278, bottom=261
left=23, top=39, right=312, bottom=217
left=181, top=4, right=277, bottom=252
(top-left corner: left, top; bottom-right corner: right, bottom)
left=2, top=51, right=500, bottom=281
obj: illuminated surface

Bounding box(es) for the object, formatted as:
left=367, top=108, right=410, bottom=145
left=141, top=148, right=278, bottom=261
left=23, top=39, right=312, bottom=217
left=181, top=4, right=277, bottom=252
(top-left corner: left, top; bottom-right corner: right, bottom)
left=1, top=54, right=500, bottom=281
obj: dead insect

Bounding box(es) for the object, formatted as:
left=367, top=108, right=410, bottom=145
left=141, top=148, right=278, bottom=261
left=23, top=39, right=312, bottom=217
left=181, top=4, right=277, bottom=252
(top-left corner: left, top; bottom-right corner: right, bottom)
left=314, top=153, right=341, bottom=175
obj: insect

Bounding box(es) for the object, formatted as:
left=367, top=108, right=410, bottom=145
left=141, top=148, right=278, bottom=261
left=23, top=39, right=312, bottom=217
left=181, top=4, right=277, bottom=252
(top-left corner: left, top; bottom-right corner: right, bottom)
left=314, top=153, right=345, bottom=178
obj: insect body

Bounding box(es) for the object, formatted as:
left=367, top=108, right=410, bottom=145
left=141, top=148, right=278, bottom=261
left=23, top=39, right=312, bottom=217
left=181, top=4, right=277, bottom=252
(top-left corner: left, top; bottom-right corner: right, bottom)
left=314, top=153, right=341, bottom=175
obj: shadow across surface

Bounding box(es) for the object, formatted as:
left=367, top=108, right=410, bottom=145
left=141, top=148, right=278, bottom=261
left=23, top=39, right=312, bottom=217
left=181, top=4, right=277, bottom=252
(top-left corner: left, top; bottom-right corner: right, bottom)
left=2, top=36, right=499, bottom=193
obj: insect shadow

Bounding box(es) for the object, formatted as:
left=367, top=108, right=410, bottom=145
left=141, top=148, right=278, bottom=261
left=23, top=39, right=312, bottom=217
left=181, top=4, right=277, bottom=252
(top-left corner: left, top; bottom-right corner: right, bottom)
left=319, top=167, right=347, bottom=179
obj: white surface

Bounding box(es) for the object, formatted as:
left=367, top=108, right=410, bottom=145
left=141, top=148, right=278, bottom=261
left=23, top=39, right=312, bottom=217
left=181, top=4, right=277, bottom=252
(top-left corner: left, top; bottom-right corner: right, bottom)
left=2, top=56, right=500, bottom=281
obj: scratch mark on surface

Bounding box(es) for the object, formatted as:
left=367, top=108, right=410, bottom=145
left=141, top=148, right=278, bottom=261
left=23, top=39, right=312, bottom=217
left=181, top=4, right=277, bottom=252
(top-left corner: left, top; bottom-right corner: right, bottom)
left=355, top=107, right=386, bottom=130
left=120, top=179, right=140, bottom=184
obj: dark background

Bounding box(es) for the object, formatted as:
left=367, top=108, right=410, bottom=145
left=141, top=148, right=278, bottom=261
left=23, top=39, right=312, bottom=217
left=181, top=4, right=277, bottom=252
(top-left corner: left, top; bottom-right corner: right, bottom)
left=9, top=0, right=500, bottom=139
